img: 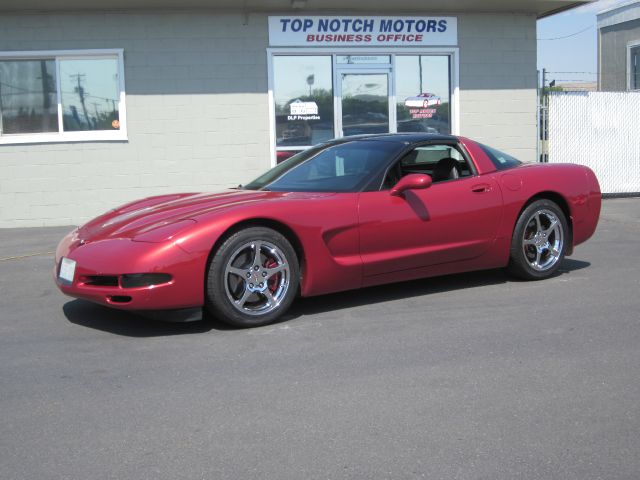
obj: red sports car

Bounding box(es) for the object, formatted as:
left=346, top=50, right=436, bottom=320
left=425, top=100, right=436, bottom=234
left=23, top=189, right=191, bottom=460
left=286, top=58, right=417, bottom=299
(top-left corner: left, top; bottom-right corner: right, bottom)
left=55, top=134, right=601, bottom=327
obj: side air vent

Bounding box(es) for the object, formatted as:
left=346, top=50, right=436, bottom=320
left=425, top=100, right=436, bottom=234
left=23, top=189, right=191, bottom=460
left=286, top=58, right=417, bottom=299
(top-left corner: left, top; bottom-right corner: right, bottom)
left=84, top=276, right=119, bottom=287
left=121, top=273, right=172, bottom=288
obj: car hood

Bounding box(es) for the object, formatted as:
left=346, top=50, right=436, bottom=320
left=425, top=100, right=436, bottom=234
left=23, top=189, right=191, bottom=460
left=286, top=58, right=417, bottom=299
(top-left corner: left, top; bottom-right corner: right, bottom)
left=77, top=189, right=332, bottom=242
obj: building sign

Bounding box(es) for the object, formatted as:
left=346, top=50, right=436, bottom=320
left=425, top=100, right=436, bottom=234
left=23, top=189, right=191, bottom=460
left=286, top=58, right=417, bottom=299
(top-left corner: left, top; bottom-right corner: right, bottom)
left=405, top=93, right=441, bottom=118
left=337, top=55, right=391, bottom=64
left=290, top=100, right=319, bottom=115
left=269, top=16, right=457, bottom=47
left=288, top=99, right=320, bottom=120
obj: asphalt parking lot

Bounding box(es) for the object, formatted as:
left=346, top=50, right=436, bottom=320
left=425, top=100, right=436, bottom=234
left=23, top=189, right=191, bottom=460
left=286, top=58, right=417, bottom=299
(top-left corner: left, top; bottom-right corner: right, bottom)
left=1, top=198, right=639, bottom=480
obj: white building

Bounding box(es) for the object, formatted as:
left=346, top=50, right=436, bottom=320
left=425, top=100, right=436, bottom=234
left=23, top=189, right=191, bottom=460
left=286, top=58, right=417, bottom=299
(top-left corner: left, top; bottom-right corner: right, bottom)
left=0, top=0, right=589, bottom=227
left=597, top=0, right=640, bottom=91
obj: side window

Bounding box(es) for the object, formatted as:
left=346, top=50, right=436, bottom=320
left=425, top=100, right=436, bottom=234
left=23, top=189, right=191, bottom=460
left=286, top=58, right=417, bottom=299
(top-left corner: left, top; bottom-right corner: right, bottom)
left=477, top=142, right=522, bottom=170
left=383, top=144, right=473, bottom=189
left=250, top=140, right=404, bottom=193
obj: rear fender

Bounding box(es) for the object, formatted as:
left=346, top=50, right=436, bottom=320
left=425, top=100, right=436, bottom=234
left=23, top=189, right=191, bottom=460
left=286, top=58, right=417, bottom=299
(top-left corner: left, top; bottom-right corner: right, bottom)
left=493, top=163, right=601, bottom=259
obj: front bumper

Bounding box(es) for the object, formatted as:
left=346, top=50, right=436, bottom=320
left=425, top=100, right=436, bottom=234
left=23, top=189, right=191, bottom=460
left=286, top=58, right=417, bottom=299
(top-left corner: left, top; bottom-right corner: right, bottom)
left=54, top=229, right=206, bottom=310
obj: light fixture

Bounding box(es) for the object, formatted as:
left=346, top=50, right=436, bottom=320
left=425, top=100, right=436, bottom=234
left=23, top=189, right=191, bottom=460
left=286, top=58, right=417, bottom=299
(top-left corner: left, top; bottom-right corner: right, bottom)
left=291, top=0, right=307, bottom=9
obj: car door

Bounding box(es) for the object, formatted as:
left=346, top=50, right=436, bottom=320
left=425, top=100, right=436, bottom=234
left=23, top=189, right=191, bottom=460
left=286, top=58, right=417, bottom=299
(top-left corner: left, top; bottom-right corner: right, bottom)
left=358, top=143, right=503, bottom=277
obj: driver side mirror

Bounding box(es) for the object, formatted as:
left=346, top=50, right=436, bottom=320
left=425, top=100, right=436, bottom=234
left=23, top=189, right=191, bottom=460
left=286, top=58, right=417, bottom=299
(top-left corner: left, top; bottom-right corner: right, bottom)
left=390, top=173, right=432, bottom=197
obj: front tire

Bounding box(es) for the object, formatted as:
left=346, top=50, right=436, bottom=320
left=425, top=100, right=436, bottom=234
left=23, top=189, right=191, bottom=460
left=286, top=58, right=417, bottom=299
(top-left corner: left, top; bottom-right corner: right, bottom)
left=507, top=199, right=568, bottom=280
left=205, top=227, right=300, bottom=328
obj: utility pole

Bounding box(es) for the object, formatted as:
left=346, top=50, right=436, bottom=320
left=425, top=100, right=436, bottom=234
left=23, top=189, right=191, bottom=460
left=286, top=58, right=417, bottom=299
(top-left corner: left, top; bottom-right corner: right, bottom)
left=38, top=60, right=53, bottom=131
left=536, top=69, right=540, bottom=163
left=106, top=98, right=117, bottom=115
left=306, top=74, right=314, bottom=96
left=40, top=61, right=52, bottom=110
left=70, top=73, right=91, bottom=129
left=91, top=102, right=101, bottom=129
left=540, top=68, right=548, bottom=163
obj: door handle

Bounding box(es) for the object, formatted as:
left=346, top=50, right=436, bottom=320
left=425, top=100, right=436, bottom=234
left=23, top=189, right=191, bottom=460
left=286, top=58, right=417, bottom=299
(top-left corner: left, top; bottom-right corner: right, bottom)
left=471, top=184, right=492, bottom=193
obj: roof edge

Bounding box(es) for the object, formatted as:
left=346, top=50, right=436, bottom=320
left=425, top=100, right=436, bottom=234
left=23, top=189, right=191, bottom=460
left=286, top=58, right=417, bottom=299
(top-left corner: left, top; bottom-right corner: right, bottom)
left=538, top=1, right=591, bottom=19
left=597, top=0, right=640, bottom=16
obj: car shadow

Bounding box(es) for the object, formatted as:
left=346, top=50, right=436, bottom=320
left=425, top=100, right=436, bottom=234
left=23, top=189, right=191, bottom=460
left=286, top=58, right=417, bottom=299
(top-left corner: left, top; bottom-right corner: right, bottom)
left=63, top=258, right=591, bottom=337
left=284, top=258, right=591, bottom=319
left=557, top=258, right=591, bottom=274
left=63, top=301, right=220, bottom=337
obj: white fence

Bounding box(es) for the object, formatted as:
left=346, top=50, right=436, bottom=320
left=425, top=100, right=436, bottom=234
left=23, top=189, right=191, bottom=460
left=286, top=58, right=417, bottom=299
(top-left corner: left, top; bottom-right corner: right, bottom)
left=548, top=91, right=640, bottom=195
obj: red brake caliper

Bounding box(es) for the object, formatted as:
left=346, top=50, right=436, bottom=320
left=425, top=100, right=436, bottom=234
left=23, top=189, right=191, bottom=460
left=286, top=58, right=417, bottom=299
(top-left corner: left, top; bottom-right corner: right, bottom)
left=265, top=258, right=279, bottom=293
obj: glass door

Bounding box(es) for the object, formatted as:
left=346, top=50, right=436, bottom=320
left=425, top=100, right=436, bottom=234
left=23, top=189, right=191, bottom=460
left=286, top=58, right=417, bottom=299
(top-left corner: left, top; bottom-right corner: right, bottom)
left=337, top=71, right=392, bottom=137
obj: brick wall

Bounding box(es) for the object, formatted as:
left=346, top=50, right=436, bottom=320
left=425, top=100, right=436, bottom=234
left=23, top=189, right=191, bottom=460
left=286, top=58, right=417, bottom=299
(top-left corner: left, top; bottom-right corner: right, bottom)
left=458, top=14, right=537, bottom=162
left=0, top=12, right=270, bottom=227
left=0, top=11, right=537, bottom=227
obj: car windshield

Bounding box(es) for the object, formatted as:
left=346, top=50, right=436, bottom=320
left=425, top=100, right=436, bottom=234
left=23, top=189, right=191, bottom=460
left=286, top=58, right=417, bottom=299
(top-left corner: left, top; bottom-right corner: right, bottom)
left=244, top=140, right=404, bottom=192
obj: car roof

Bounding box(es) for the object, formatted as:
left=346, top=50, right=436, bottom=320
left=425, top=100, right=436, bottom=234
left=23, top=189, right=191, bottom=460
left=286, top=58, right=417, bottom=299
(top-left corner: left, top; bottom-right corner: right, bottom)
left=326, top=133, right=459, bottom=145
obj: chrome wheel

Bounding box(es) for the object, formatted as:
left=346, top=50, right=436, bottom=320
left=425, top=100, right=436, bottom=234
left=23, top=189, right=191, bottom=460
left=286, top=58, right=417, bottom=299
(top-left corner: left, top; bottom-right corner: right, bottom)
left=224, top=240, right=290, bottom=316
left=522, top=209, right=563, bottom=271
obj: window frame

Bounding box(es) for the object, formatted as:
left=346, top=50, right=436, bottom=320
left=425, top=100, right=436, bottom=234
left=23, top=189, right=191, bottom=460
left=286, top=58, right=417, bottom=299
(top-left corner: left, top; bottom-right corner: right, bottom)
left=375, top=139, right=475, bottom=192
left=394, top=54, right=452, bottom=137
left=267, top=47, right=460, bottom=167
left=0, top=48, right=127, bottom=144
left=628, top=40, right=640, bottom=92
left=271, top=54, right=335, bottom=151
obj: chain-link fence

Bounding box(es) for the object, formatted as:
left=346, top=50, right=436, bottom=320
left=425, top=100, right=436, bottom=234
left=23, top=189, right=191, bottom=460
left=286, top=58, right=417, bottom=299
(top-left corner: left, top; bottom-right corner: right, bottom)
left=545, top=91, right=640, bottom=196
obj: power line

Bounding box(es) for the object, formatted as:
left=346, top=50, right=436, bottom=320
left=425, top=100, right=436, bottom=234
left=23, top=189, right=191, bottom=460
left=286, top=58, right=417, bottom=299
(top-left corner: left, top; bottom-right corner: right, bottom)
left=545, top=71, right=598, bottom=74
left=550, top=79, right=598, bottom=82
left=537, top=25, right=594, bottom=41
left=545, top=70, right=634, bottom=76
left=0, top=81, right=117, bottom=102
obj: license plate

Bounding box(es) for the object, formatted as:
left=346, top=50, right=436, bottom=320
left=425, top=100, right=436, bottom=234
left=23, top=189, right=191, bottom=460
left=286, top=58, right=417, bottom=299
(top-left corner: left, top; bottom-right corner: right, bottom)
left=59, top=257, right=76, bottom=283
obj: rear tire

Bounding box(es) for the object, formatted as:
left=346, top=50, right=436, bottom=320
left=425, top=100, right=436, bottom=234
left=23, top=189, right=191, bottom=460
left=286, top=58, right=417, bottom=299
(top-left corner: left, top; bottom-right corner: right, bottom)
left=205, top=227, right=300, bottom=328
left=507, top=199, right=568, bottom=280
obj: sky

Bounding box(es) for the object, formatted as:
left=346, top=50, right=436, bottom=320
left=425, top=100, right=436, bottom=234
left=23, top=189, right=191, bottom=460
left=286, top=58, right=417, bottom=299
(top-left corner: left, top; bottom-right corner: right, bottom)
left=537, top=0, right=631, bottom=84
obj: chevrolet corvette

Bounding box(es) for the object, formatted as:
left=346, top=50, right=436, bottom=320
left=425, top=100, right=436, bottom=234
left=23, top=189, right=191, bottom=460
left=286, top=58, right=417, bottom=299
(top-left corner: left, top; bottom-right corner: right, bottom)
left=55, top=134, right=601, bottom=327
left=404, top=93, right=442, bottom=108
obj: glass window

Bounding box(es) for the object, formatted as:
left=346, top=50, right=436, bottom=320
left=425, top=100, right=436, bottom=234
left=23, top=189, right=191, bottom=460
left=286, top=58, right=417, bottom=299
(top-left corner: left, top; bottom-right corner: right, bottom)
left=477, top=143, right=522, bottom=170
left=60, top=58, right=120, bottom=132
left=0, top=50, right=125, bottom=143
left=401, top=145, right=465, bottom=166
left=0, top=59, right=58, bottom=134
left=244, top=140, right=404, bottom=192
left=341, top=73, right=389, bottom=136
left=383, top=144, right=471, bottom=189
left=631, top=45, right=640, bottom=91
left=395, top=55, right=451, bottom=134
left=273, top=56, right=334, bottom=148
